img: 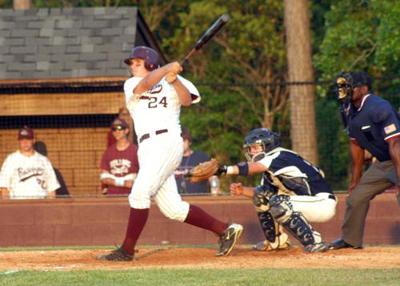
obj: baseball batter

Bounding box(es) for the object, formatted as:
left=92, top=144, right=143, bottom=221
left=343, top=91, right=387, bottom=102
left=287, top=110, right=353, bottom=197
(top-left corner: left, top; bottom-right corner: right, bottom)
left=0, top=126, right=60, bottom=199
left=218, top=128, right=336, bottom=252
left=98, top=46, right=242, bottom=261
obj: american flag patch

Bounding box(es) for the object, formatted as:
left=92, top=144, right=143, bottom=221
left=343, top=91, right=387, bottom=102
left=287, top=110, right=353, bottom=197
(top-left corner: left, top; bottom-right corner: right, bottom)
left=384, top=124, right=397, bottom=134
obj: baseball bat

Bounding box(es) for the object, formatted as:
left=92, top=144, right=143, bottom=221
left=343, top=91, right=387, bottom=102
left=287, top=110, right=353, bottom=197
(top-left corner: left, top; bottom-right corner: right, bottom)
left=181, top=14, right=230, bottom=65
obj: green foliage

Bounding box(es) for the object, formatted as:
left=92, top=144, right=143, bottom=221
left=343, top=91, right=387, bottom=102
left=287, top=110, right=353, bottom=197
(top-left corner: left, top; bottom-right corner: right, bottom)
left=314, top=0, right=400, bottom=91
left=314, top=0, right=400, bottom=188
left=162, top=0, right=289, bottom=165
left=1, top=268, right=400, bottom=286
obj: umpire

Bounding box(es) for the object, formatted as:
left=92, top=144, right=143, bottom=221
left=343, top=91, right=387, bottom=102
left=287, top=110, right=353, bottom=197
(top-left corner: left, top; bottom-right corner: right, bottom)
left=331, top=71, right=400, bottom=250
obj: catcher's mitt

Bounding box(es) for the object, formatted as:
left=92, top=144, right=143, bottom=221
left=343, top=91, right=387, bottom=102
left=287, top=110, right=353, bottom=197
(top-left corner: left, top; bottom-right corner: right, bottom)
left=186, top=158, right=219, bottom=183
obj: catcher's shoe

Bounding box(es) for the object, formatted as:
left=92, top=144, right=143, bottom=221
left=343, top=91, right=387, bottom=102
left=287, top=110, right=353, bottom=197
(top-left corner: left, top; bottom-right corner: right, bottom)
left=252, top=238, right=291, bottom=251
left=216, top=223, right=243, bottom=256
left=252, top=232, right=291, bottom=251
left=304, top=242, right=330, bottom=253
left=97, top=247, right=134, bottom=261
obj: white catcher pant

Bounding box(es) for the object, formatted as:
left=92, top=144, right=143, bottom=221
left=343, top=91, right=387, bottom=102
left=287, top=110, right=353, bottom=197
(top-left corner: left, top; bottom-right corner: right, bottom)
left=289, top=192, right=337, bottom=223
left=128, top=129, right=190, bottom=222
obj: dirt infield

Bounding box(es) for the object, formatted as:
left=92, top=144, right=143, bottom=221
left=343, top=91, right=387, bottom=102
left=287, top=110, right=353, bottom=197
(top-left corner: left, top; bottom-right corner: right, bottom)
left=0, top=246, right=399, bottom=271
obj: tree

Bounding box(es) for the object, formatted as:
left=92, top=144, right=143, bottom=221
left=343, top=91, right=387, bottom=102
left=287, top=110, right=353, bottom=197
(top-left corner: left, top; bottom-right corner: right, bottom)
left=314, top=0, right=400, bottom=92
left=166, top=1, right=289, bottom=130
left=284, top=0, right=318, bottom=163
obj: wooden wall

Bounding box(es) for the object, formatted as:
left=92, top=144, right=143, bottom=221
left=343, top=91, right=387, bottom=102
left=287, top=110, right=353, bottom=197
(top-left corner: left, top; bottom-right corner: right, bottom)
left=0, top=127, right=109, bottom=197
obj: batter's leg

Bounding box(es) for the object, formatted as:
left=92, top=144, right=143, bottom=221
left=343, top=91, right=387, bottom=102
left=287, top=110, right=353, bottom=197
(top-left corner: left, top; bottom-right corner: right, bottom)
left=155, top=175, right=243, bottom=256
left=121, top=208, right=149, bottom=255
left=154, top=175, right=227, bottom=234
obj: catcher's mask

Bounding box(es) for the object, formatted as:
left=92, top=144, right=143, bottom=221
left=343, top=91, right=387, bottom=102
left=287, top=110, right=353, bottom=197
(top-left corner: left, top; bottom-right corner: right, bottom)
left=124, top=46, right=160, bottom=71
left=335, top=71, right=372, bottom=103
left=243, top=128, right=280, bottom=162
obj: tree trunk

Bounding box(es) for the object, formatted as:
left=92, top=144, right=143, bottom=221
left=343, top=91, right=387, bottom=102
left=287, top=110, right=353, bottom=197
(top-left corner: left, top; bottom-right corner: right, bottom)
left=284, top=0, right=318, bottom=164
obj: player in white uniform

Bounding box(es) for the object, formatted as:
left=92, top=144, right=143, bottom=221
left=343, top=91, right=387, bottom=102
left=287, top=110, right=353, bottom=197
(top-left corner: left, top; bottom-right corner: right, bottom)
left=0, top=126, right=60, bottom=199
left=98, top=46, right=243, bottom=261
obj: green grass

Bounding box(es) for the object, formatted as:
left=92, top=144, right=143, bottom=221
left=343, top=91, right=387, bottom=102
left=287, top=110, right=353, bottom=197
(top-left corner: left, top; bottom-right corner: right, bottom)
left=1, top=269, right=400, bottom=286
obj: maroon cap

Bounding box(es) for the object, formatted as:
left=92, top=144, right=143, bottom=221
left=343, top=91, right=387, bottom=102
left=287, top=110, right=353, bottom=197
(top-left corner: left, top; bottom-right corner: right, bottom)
left=111, top=118, right=129, bottom=129
left=18, top=126, right=34, bottom=140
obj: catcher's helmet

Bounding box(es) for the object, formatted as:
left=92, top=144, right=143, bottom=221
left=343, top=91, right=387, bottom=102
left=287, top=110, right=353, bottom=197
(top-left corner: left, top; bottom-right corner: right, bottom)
left=336, top=71, right=372, bottom=102
left=243, top=128, right=280, bottom=161
left=124, top=46, right=160, bottom=71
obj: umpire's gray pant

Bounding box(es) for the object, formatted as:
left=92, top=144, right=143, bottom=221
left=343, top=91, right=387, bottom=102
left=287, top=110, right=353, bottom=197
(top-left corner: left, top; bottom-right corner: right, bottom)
left=342, top=160, right=398, bottom=247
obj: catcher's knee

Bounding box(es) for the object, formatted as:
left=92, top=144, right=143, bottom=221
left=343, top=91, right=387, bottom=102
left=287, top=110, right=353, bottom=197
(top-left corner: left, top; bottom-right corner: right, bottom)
left=253, top=184, right=277, bottom=212
left=269, top=195, right=293, bottom=224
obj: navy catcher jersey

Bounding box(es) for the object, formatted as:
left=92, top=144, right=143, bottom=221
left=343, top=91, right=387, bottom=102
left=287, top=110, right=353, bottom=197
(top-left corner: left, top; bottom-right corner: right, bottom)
left=258, top=148, right=332, bottom=196
left=347, top=94, right=400, bottom=162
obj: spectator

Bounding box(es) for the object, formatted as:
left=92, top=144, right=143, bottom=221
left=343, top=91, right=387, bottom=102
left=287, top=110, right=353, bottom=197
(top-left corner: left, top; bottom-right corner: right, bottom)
left=175, top=127, right=211, bottom=194
left=33, top=141, right=70, bottom=198
left=107, top=107, right=136, bottom=146
left=0, top=126, right=60, bottom=199
left=100, top=118, right=139, bottom=196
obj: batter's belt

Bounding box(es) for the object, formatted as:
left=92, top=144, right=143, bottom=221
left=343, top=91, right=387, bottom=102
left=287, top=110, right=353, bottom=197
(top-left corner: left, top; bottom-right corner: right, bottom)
left=139, top=129, right=168, bottom=143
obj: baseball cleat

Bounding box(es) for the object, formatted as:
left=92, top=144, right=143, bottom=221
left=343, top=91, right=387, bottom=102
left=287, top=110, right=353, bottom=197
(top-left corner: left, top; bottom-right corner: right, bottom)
left=216, top=223, right=243, bottom=256
left=329, top=238, right=362, bottom=250
left=97, top=247, right=134, bottom=261
left=304, top=242, right=330, bottom=253
left=252, top=238, right=291, bottom=251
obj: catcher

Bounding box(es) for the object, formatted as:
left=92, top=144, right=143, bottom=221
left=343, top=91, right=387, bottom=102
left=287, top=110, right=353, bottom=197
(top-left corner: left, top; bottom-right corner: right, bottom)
left=187, top=128, right=337, bottom=253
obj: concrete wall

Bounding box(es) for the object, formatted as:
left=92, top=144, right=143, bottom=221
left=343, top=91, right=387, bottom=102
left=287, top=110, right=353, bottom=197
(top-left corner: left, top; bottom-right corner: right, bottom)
left=0, top=193, right=399, bottom=247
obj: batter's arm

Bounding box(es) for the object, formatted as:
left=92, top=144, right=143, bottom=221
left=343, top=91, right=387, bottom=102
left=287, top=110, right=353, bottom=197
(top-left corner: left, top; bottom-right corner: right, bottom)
left=134, top=62, right=182, bottom=94
left=349, top=139, right=365, bottom=193
left=170, top=79, right=192, bottom=106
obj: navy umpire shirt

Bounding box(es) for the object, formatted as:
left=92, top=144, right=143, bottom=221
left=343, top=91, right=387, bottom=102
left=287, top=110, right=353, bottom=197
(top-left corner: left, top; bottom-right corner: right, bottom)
left=347, top=94, right=400, bottom=162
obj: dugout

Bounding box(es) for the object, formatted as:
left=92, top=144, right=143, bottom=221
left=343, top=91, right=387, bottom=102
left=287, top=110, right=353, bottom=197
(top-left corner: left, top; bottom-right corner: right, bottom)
left=0, top=7, right=166, bottom=197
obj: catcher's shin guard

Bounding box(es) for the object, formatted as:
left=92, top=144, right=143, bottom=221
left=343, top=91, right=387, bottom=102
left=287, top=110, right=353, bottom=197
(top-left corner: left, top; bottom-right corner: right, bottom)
left=257, top=211, right=278, bottom=243
left=269, top=195, right=321, bottom=247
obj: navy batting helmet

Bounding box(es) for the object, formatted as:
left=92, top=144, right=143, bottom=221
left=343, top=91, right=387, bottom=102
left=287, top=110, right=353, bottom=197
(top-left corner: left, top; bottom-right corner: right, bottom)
left=124, top=46, right=160, bottom=71
left=243, top=128, right=280, bottom=161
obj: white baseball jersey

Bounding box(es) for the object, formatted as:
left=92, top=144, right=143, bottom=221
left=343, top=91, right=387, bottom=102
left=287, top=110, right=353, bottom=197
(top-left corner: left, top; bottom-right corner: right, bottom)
left=124, top=75, right=200, bottom=138
left=123, top=74, right=200, bottom=220
left=0, top=151, right=60, bottom=199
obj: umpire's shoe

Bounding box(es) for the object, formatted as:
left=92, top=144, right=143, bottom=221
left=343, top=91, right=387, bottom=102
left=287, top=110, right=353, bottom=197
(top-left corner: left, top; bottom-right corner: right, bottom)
left=97, top=247, right=134, bottom=261
left=329, top=238, right=362, bottom=250
left=216, top=223, right=243, bottom=256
